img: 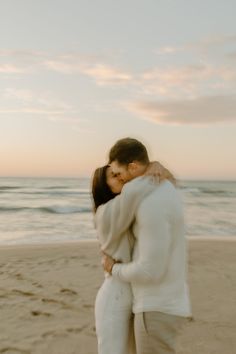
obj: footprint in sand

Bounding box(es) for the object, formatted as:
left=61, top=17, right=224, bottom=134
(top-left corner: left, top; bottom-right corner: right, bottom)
left=66, top=325, right=88, bottom=333
left=41, top=325, right=90, bottom=338
left=11, top=275, right=43, bottom=290
left=14, top=273, right=25, bottom=280
left=0, top=347, right=30, bottom=354
left=31, top=282, right=43, bottom=289
left=41, top=330, right=68, bottom=339
left=42, top=296, right=69, bottom=304
left=82, top=263, right=98, bottom=269
left=31, top=310, right=52, bottom=317
left=83, top=304, right=93, bottom=309
left=41, top=297, right=74, bottom=309
left=60, top=288, right=77, bottom=295
left=11, top=289, right=36, bottom=297
left=41, top=297, right=63, bottom=305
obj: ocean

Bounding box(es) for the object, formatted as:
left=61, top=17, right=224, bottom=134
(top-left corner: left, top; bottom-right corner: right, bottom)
left=0, top=177, right=235, bottom=245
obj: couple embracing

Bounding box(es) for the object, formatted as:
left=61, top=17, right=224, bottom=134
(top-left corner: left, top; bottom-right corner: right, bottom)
left=91, top=138, right=191, bottom=354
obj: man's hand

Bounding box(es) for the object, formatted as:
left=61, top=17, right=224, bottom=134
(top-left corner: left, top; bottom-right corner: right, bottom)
left=102, top=253, right=117, bottom=274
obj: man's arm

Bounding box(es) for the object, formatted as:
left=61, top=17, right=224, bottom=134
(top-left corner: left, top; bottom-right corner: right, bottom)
left=95, top=177, right=155, bottom=255
left=109, top=202, right=173, bottom=284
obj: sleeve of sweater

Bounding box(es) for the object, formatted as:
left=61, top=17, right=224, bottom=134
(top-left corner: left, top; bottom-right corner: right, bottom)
left=112, top=197, right=172, bottom=284
left=95, top=176, right=155, bottom=255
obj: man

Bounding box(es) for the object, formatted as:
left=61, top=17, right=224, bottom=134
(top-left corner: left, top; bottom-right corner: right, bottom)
left=103, top=138, right=191, bottom=354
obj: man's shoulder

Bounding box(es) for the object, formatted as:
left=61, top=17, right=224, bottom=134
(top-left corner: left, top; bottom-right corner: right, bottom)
left=139, top=180, right=178, bottom=204
left=123, top=176, right=154, bottom=191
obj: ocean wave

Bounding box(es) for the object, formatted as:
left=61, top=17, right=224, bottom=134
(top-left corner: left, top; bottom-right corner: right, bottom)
left=39, top=206, right=91, bottom=214
left=0, top=206, right=31, bottom=212
left=180, top=187, right=201, bottom=193
left=0, top=190, right=90, bottom=196
left=0, top=206, right=92, bottom=214
left=200, top=189, right=232, bottom=195
left=0, top=186, right=22, bottom=191
left=182, top=187, right=235, bottom=197
left=44, top=186, right=74, bottom=189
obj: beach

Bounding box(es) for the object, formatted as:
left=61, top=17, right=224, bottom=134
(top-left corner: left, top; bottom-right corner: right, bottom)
left=0, top=239, right=235, bottom=354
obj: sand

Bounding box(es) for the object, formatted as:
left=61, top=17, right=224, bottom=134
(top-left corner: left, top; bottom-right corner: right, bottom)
left=0, top=239, right=235, bottom=354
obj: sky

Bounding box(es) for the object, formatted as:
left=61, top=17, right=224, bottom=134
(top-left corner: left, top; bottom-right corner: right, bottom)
left=0, top=0, right=236, bottom=180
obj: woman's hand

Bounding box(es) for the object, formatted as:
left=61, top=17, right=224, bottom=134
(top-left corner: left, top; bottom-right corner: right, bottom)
left=102, top=253, right=117, bottom=274
left=145, top=161, right=177, bottom=186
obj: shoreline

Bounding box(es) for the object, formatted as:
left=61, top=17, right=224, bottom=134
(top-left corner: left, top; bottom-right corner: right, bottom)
left=0, top=235, right=236, bottom=250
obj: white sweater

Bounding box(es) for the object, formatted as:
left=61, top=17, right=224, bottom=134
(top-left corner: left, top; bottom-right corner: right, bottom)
left=111, top=179, right=191, bottom=317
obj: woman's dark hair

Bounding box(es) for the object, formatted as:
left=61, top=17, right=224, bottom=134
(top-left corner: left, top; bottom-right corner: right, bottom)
left=91, top=165, right=117, bottom=212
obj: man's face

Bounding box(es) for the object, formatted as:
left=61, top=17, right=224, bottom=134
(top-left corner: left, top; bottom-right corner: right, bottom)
left=109, top=160, right=133, bottom=183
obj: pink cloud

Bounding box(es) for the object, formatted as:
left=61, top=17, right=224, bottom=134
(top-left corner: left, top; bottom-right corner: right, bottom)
left=137, top=62, right=236, bottom=99
left=128, top=95, right=236, bottom=125
left=82, top=64, right=132, bottom=85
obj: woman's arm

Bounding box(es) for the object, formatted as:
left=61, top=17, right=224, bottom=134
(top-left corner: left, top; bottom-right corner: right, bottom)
left=145, top=161, right=177, bottom=186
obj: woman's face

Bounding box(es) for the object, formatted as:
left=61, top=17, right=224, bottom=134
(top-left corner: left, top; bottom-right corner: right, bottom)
left=106, top=166, right=124, bottom=194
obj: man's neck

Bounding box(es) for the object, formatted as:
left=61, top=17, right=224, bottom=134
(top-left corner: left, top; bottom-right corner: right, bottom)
left=135, top=163, right=149, bottom=177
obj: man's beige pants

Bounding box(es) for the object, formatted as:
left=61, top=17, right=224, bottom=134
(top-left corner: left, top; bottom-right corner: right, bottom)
left=134, top=311, right=185, bottom=354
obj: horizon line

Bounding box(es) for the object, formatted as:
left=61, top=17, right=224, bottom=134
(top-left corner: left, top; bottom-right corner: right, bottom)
left=0, top=175, right=236, bottom=182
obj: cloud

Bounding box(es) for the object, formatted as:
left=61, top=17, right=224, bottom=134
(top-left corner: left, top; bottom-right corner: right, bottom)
left=142, top=64, right=207, bottom=81
left=0, top=108, right=67, bottom=115
left=127, top=95, right=236, bottom=125
left=0, top=87, right=95, bottom=134
left=44, top=57, right=132, bottom=85
left=137, top=62, right=236, bottom=99
left=81, top=64, right=132, bottom=85
left=3, top=88, right=73, bottom=107
left=155, top=46, right=180, bottom=55
left=0, top=88, right=81, bottom=121
left=3, top=88, right=34, bottom=101
left=140, top=64, right=208, bottom=95
left=0, top=64, right=26, bottom=74
left=0, top=50, right=45, bottom=57
left=43, top=58, right=82, bottom=74
left=0, top=49, right=47, bottom=75
left=0, top=50, right=93, bottom=76
left=1, top=39, right=235, bottom=97
left=154, top=34, right=236, bottom=58
left=187, top=34, right=236, bottom=52
left=0, top=48, right=133, bottom=86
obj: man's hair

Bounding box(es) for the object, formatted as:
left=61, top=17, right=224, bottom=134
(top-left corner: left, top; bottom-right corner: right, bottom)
left=109, top=138, right=149, bottom=165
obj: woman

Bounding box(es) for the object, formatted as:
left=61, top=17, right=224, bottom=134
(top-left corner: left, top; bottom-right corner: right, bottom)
left=92, top=163, right=174, bottom=354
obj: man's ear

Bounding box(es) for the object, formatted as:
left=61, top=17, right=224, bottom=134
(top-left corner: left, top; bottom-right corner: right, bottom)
left=128, top=162, right=138, bottom=172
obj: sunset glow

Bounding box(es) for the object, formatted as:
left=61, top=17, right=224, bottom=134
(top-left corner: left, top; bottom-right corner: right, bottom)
left=1, top=0, right=236, bottom=179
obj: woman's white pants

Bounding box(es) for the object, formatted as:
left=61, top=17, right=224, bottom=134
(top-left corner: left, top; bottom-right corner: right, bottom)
left=95, top=276, right=136, bottom=354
